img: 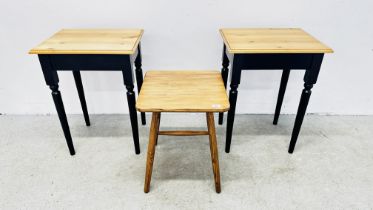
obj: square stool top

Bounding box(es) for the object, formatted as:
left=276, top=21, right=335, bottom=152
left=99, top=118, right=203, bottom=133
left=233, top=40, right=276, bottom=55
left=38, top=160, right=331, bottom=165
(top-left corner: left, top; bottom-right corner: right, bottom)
left=220, top=28, right=333, bottom=54
left=29, top=29, right=143, bottom=55
left=136, top=71, right=230, bottom=112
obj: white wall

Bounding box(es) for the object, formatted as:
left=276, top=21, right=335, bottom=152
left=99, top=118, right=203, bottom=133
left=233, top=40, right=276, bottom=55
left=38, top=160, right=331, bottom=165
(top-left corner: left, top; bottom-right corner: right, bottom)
left=1, top=0, right=372, bottom=115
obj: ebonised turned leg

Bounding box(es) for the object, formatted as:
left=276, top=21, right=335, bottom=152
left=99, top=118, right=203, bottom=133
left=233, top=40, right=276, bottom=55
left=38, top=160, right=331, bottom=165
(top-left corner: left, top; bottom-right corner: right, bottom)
left=288, top=54, right=323, bottom=153
left=73, top=71, right=90, bottom=126
left=38, top=55, right=75, bottom=156
left=273, top=69, right=290, bottom=125
left=135, top=44, right=146, bottom=125
left=50, top=85, right=76, bottom=155
left=125, top=83, right=141, bottom=154
left=224, top=55, right=243, bottom=153
left=218, top=45, right=229, bottom=125
left=288, top=82, right=312, bottom=153
left=225, top=83, right=239, bottom=153
left=122, top=59, right=141, bottom=154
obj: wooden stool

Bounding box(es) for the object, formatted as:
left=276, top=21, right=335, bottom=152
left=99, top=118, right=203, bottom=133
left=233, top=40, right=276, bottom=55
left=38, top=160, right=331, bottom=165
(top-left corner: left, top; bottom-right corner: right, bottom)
left=136, top=71, right=230, bottom=193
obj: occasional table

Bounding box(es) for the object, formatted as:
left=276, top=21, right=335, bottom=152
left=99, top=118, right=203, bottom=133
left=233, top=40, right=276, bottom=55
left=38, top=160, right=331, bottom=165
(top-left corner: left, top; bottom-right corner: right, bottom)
left=136, top=71, right=229, bottom=193
left=218, top=28, right=333, bottom=153
left=29, top=29, right=146, bottom=155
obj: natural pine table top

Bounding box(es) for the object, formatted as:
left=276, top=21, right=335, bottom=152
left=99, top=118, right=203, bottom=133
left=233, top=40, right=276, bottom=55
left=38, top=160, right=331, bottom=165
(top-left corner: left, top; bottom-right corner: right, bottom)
left=29, top=29, right=143, bottom=55
left=220, top=28, right=333, bottom=54
left=136, top=71, right=230, bottom=112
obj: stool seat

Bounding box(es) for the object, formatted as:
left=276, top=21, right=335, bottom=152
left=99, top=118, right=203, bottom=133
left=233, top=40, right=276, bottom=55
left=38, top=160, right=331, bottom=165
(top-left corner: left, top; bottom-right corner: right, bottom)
left=136, top=71, right=230, bottom=112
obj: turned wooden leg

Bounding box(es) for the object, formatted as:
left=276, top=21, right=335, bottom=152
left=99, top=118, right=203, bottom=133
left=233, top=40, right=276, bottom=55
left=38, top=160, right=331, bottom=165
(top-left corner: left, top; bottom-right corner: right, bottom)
left=135, top=43, right=146, bottom=125
left=38, top=55, right=75, bottom=156
left=288, top=54, right=324, bottom=154
left=50, top=84, right=75, bottom=155
left=289, top=82, right=312, bottom=153
left=73, top=71, right=90, bottom=126
left=206, top=112, right=221, bottom=193
left=144, top=112, right=160, bottom=193
left=225, top=83, right=239, bottom=153
left=218, top=44, right=229, bottom=125
left=125, top=84, right=140, bottom=154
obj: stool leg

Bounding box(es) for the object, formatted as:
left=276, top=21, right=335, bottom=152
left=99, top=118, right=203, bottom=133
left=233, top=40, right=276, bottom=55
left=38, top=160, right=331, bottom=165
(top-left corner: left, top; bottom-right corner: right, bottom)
left=144, top=112, right=160, bottom=193
left=206, top=112, right=221, bottom=193
left=155, top=113, right=161, bottom=146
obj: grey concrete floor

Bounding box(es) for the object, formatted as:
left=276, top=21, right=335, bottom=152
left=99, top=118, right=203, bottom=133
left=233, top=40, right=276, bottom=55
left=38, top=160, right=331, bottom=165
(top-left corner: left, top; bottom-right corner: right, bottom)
left=0, top=114, right=372, bottom=209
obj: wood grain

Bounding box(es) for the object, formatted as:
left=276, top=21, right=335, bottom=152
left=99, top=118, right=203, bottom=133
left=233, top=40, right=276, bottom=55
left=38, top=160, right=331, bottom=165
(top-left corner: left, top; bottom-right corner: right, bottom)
left=220, top=28, right=333, bottom=54
left=29, top=29, right=143, bottom=55
left=144, top=112, right=160, bottom=193
left=206, top=112, right=221, bottom=193
left=136, top=71, right=230, bottom=112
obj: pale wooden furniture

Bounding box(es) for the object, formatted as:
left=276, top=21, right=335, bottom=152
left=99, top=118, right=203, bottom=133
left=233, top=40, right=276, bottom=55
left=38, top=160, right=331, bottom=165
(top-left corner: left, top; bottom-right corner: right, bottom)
left=137, top=71, right=229, bottom=193
left=136, top=71, right=229, bottom=112
left=29, top=29, right=146, bottom=155
left=220, top=28, right=333, bottom=54
left=218, top=28, right=333, bottom=153
left=29, top=29, right=143, bottom=54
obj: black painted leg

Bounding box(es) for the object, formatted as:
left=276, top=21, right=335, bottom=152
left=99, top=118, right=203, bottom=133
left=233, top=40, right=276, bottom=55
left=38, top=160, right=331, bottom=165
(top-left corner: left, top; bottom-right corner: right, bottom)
left=50, top=85, right=76, bottom=155
left=73, top=71, right=90, bottom=126
left=288, top=83, right=313, bottom=153
left=126, top=84, right=140, bottom=154
left=273, top=69, right=290, bottom=125
left=135, top=45, right=146, bottom=125
left=219, top=45, right=229, bottom=125
left=225, top=84, right=238, bottom=153
left=288, top=54, right=323, bottom=153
